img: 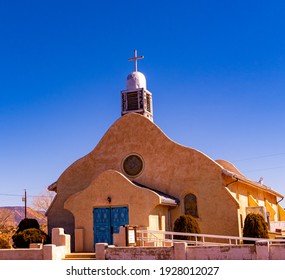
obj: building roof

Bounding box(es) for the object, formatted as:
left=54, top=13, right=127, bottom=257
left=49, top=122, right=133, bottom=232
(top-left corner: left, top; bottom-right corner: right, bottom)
left=133, top=181, right=180, bottom=206
left=222, top=168, right=284, bottom=199
left=216, top=159, right=283, bottom=198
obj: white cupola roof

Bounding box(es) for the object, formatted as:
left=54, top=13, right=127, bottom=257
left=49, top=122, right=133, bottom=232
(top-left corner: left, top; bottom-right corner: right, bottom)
left=121, top=50, right=153, bottom=122
left=126, top=71, right=146, bottom=90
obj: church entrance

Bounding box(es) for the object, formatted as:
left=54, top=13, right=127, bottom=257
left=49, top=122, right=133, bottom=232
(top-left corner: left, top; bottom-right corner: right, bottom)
left=93, top=206, right=129, bottom=245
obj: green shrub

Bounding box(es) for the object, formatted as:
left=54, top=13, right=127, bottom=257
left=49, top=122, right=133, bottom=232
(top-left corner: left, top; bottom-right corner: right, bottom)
left=16, top=218, right=40, bottom=233
left=12, top=218, right=50, bottom=248
left=173, top=214, right=201, bottom=241
left=0, top=237, right=11, bottom=249
left=243, top=213, right=269, bottom=244
left=12, top=228, right=50, bottom=248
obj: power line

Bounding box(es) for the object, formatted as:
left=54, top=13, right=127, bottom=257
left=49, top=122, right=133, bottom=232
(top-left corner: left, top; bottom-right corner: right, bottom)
left=0, top=192, right=51, bottom=198
left=0, top=193, right=22, bottom=197
left=244, top=166, right=285, bottom=173
left=233, top=152, right=285, bottom=162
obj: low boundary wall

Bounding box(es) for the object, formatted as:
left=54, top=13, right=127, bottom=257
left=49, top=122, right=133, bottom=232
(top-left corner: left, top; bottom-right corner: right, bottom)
left=0, top=228, right=70, bottom=260
left=102, top=242, right=285, bottom=260
left=2, top=228, right=285, bottom=260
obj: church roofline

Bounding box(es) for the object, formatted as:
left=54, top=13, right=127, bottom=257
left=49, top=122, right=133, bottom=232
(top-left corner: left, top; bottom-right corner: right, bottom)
left=222, top=169, right=284, bottom=199
left=133, top=181, right=180, bottom=206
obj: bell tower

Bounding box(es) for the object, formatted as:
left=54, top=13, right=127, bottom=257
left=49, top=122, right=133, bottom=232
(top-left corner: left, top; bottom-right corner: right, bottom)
left=121, top=50, right=153, bottom=122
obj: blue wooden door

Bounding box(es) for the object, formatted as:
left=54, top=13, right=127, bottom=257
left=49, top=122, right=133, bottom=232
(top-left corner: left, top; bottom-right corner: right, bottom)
left=93, top=208, right=112, bottom=244
left=93, top=207, right=129, bottom=245
left=111, top=206, right=129, bottom=235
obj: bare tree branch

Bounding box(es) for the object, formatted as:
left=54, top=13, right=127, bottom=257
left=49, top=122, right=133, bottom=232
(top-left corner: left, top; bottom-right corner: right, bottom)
left=31, top=189, right=55, bottom=213
left=0, top=208, right=14, bottom=230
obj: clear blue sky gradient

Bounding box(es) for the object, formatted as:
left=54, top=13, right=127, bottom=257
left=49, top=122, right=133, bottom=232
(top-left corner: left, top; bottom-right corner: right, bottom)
left=1, top=0, right=285, bottom=207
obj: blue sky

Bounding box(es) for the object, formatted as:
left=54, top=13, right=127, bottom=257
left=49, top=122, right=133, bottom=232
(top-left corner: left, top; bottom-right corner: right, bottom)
left=0, top=0, right=285, bottom=207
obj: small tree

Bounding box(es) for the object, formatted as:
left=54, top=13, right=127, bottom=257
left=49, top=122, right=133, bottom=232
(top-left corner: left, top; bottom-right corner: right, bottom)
left=173, top=214, right=201, bottom=241
left=12, top=218, right=50, bottom=248
left=0, top=208, right=14, bottom=231
left=31, top=189, right=55, bottom=213
left=0, top=209, right=15, bottom=248
left=243, top=213, right=269, bottom=244
left=0, top=236, right=11, bottom=249
left=16, top=218, right=40, bottom=233
left=12, top=228, right=50, bottom=248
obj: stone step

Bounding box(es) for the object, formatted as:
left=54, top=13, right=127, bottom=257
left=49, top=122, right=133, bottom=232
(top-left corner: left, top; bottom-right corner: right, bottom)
left=64, top=252, right=96, bottom=260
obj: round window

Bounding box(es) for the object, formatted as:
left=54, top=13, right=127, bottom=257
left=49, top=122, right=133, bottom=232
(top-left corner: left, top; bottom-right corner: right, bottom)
left=122, top=154, right=144, bottom=177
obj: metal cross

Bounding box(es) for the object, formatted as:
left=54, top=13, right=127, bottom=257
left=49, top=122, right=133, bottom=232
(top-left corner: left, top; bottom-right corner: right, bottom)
left=128, top=49, right=144, bottom=72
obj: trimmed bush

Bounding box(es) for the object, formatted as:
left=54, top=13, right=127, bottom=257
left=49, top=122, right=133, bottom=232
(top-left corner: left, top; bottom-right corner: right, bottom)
left=173, top=214, right=201, bottom=241
left=12, top=218, right=50, bottom=248
left=12, top=228, right=50, bottom=248
left=0, top=236, right=11, bottom=249
left=16, top=218, right=40, bottom=233
left=243, top=213, right=269, bottom=244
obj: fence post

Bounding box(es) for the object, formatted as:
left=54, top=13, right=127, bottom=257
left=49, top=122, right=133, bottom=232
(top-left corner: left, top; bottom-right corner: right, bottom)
left=43, top=244, right=56, bottom=260
left=255, top=241, right=269, bottom=260
left=96, top=243, right=108, bottom=260
left=174, top=242, right=187, bottom=260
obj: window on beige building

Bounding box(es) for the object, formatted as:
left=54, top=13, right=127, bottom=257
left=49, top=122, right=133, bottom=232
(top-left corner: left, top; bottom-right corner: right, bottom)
left=184, top=193, right=198, bottom=218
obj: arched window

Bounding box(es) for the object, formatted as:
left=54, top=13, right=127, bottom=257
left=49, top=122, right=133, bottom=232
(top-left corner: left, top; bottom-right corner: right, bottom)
left=184, top=193, right=198, bottom=218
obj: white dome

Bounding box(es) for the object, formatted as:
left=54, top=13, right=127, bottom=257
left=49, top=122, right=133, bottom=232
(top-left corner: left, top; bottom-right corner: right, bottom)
left=126, top=71, right=146, bottom=90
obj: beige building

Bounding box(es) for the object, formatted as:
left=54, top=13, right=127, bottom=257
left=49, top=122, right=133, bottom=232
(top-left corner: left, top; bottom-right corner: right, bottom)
left=47, top=51, right=285, bottom=252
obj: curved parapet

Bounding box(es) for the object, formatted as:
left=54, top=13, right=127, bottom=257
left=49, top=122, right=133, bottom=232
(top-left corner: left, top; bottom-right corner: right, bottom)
left=55, top=113, right=225, bottom=198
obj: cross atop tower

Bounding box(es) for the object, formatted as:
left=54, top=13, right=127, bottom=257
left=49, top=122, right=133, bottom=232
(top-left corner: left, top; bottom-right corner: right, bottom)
left=128, top=49, right=144, bottom=72
left=122, top=49, right=153, bottom=122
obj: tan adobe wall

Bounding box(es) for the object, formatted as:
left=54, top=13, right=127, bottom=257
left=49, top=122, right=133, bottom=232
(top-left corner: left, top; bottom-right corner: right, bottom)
left=48, top=113, right=241, bottom=245
left=64, top=170, right=165, bottom=252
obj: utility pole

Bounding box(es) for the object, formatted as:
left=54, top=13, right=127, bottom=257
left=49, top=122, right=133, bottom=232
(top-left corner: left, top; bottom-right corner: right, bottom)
left=22, top=189, right=27, bottom=219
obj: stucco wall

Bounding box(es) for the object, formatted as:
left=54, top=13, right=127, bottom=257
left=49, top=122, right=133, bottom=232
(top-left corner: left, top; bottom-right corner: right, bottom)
left=0, top=248, right=43, bottom=260
left=0, top=228, right=70, bottom=260
left=270, top=244, right=285, bottom=259
left=105, top=243, right=285, bottom=260
left=48, top=113, right=242, bottom=249
left=186, top=245, right=256, bottom=260
left=106, top=246, right=174, bottom=260
left=64, top=170, right=166, bottom=252
left=149, top=205, right=169, bottom=231
left=0, top=245, right=68, bottom=260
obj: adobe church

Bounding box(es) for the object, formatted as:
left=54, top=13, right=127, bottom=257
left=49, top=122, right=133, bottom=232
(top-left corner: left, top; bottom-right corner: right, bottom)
left=47, top=50, right=285, bottom=252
